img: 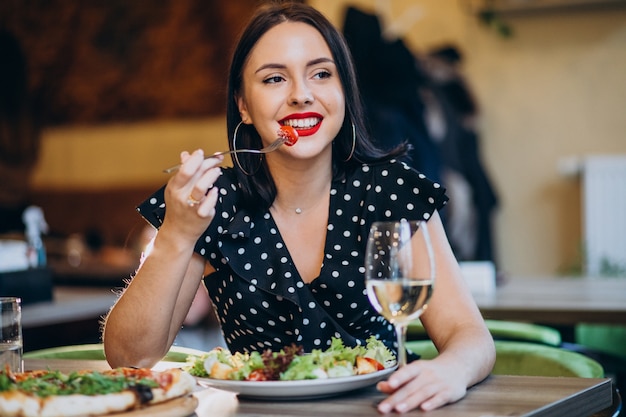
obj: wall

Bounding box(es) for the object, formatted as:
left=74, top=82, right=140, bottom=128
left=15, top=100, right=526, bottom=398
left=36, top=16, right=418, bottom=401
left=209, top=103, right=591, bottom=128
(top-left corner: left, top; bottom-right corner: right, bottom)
left=466, top=8, right=626, bottom=277
left=31, top=1, right=626, bottom=276
left=34, top=118, right=228, bottom=188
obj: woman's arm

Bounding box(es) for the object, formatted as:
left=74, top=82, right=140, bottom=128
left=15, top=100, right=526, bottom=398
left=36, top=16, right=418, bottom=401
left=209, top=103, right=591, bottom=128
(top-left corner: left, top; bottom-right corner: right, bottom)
left=103, top=150, right=222, bottom=368
left=377, top=211, right=495, bottom=413
left=103, top=236, right=208, bottom=368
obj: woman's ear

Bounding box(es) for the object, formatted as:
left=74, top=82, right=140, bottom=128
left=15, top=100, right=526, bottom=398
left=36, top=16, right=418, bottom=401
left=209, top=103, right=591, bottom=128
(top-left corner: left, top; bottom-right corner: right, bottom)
left=236, top=95, right=251, bottom=124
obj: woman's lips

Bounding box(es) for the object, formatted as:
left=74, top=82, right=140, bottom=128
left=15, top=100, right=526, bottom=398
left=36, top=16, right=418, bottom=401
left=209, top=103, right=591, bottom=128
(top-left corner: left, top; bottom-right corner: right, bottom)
left=291, top=123, right=321, bottom=137
left=280, top=113, right=322, bottom=137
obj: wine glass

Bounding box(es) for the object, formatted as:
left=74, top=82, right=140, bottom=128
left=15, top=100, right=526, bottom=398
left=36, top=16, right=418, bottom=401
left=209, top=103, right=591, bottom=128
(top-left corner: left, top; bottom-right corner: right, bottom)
left=365, top=220, right=435, bottom=367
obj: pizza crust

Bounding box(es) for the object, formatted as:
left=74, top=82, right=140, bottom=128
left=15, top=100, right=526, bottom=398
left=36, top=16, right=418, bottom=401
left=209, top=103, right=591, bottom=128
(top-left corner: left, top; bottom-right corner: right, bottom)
left=0, top=368, right=197, bottom=417
left=0, top=390, right=40, bottom=417
left=110, top=395, right=199, bottom=417
left=148, top=371, right=197, bottom=405
left=41, top=392, right=138, bottom=417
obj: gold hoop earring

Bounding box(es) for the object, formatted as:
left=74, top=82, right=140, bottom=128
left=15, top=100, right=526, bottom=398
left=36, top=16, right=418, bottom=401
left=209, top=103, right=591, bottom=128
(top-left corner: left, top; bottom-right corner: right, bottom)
left=344, top=123, right=356, bottom=162
left=232, top=121, right=262, bottom=176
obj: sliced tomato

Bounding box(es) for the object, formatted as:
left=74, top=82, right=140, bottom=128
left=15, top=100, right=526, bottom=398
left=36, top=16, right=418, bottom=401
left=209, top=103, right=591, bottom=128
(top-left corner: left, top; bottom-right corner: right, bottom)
left=359, top=357, right=384, bottom=371
left=246, top=370, right=268, bottom=381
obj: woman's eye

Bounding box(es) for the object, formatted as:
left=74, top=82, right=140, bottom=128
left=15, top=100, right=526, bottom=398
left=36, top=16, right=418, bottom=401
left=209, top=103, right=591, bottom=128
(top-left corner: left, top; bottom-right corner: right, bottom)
left=313, top=70, right=332, bottom=80
left=263, top=75, right=284, bottom=84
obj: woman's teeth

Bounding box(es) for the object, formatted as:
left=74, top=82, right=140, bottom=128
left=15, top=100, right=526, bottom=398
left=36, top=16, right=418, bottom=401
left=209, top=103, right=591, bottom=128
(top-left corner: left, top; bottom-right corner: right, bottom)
left=283, top=118, right=319, bottom=129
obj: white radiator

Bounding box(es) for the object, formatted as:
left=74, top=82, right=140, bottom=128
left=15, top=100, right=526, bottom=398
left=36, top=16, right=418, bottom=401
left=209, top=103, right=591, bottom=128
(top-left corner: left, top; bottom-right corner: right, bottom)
left=582, top=155, right=626, bottom=275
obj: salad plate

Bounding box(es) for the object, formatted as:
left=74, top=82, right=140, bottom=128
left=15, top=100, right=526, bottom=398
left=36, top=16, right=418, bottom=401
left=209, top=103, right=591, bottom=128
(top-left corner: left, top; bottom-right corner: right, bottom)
left=196, top=366, right=396, bottom=400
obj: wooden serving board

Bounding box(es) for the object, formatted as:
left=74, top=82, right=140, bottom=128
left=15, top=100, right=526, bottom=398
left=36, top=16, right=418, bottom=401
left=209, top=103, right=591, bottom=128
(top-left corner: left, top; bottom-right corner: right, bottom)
left=111, top=395, right=198, bottom=417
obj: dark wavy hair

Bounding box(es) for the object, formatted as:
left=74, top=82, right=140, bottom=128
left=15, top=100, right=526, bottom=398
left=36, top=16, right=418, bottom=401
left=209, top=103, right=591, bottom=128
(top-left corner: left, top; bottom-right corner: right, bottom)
left=226, top=2, right=407, bottom=210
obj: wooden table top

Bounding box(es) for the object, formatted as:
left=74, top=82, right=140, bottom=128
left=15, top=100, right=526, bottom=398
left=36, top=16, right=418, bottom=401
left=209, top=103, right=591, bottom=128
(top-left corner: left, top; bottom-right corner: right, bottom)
left=474, top=275, right=626, bottom=325
left=24, top=358, right=614, bottom=417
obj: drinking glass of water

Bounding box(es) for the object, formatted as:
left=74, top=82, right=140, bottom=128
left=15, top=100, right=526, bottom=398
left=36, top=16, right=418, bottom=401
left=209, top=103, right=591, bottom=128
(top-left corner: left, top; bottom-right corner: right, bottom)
left=0, top=297, right=23, bottom=373
left=365, top=220, right=435, bottom=367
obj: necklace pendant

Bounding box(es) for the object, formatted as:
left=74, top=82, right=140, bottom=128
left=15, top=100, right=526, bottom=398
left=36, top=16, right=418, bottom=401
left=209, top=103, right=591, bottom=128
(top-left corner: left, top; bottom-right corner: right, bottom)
left=295, top=208, right=302, bottom=214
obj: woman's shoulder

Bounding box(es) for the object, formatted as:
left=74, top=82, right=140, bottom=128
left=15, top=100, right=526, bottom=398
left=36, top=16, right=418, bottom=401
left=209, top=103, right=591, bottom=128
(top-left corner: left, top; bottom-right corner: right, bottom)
left=350, top=159, right=431, bottom=183
left=347, top=159, right=448, bottom=213
left=212, top=167, right=244, bottom=213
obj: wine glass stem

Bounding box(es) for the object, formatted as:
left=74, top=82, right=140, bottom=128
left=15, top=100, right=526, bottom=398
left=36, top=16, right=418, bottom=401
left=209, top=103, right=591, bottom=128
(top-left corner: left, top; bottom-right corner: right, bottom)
left=396, top=323, right=408, bottom=367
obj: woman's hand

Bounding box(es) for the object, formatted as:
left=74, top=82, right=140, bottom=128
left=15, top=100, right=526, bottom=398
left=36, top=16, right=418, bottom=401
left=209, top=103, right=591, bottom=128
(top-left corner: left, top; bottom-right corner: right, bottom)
left=376, top=358, right=468, bottom=413
left=161, top=149, right=223, bottom=242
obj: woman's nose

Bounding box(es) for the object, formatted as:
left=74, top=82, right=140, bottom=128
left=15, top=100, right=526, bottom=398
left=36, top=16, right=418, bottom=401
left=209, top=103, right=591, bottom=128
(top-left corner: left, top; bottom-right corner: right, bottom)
left=289, top=80, right=313, bottom=105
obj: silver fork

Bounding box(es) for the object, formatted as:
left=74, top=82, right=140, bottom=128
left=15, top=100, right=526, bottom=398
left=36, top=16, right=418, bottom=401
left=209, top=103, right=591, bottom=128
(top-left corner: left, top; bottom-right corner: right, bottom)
left=162, top=136, right=286, bottom=173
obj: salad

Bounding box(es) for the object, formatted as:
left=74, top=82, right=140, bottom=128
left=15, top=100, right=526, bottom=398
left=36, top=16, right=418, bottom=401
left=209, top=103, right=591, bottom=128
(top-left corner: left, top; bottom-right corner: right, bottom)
left=185, top=336, right=396, bottom=381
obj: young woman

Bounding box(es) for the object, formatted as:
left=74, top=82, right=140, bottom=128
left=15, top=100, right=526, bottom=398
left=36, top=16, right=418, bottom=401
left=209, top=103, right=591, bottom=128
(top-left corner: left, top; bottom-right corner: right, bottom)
left=103, top=3, right=495, bottom=413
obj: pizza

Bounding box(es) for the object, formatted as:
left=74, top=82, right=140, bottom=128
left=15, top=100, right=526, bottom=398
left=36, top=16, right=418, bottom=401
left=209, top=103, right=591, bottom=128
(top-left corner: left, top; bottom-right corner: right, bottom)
left=0, top=366, right=197, bottom=417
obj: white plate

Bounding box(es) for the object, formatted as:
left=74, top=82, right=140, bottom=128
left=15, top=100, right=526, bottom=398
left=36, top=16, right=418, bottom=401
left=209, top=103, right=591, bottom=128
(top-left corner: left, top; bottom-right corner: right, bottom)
left=197, top=367, right=396, bottom=400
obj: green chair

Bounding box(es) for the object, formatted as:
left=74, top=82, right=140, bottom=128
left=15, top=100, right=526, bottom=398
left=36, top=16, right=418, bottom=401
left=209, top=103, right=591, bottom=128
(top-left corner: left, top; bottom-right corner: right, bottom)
left=405, top=339, right=604, bottom=378
left=573, top=324, right=626, bottom=416
left=407, top=319, right=562, bottom=346
left=24, top=343, right=206, bottom=363
left=576, top=324, right=626, bottom=361
left=406, top=340, right=622, bottom=416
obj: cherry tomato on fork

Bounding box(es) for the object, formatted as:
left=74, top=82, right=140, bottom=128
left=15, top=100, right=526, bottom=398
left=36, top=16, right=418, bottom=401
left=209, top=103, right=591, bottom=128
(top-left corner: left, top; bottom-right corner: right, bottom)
left=278, top=125, right=299, bottom=146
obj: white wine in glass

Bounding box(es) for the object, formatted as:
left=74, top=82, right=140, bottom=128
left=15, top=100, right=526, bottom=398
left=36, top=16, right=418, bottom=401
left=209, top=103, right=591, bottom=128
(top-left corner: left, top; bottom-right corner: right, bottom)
left=365, top=220, right=435, bottom=367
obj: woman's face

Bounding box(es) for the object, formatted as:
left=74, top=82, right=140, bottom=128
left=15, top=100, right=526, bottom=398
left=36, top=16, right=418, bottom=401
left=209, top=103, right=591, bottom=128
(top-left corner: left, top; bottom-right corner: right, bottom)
left=237, top=21, right=345, bottom=160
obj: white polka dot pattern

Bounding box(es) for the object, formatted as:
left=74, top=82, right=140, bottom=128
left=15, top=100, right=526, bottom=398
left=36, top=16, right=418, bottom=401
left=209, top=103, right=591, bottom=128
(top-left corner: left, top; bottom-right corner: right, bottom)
left=137, top=160, right=447, bottom=354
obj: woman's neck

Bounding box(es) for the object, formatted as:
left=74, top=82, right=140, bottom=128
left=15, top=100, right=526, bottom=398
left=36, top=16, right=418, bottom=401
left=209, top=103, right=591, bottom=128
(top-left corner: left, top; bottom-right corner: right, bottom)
left=269, top=156, right=332, bottom=216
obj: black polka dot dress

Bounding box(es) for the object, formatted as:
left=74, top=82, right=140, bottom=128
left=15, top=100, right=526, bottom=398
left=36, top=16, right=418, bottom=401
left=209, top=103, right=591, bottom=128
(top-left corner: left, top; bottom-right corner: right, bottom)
left=137, top=160, right=447, bottom=355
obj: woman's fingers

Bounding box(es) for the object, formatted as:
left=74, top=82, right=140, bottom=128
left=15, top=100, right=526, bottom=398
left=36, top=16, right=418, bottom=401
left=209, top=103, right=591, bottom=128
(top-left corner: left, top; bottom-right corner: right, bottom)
left=177, top=149, right=206, bottom=179
left=376, top=360, right=467, bottom=413
left=196, top=186, right=219, bottom=218
left=189, top=155, right=223, bottom=202
left=170, top=150, right=223, bottom=206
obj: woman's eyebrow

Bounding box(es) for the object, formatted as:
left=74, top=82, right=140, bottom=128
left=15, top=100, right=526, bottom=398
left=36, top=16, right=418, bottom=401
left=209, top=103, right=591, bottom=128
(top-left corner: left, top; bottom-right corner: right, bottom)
left=308, top=57, right=335, bottom=66
left=254, top=57, right=335, bottom=74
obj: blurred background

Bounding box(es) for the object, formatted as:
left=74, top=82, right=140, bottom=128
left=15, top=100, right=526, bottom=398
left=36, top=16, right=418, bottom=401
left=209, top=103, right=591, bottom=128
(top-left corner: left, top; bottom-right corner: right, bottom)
left=1, top=0, right=625, bottom=279
left=2, top=1, right=625, bottom=404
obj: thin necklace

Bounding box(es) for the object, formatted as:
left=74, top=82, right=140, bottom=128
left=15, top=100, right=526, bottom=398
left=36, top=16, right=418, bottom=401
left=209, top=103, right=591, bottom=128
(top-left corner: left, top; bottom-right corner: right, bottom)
left=276, top=184, right=330, bottom=215
left=277, top=201, right=322, bottom=215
